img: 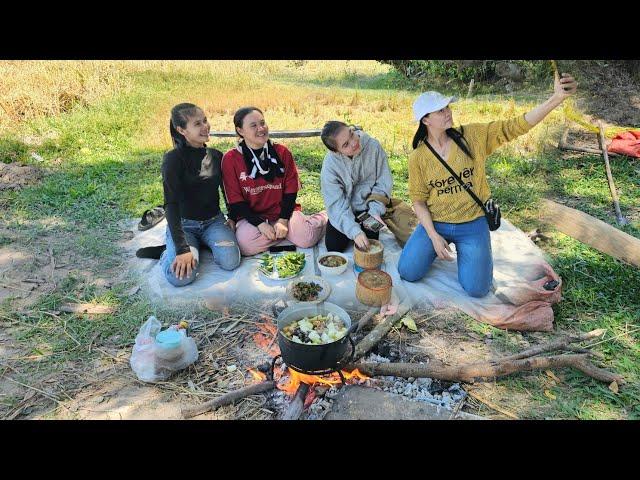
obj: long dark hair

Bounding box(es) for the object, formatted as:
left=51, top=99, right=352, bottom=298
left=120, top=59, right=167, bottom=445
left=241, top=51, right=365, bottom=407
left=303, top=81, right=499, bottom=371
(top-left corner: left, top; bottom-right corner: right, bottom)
left=233, top=106, right=264, bottom=138
left=412, top=117, right=474, bottom=159
left=169, top=103, right=202, bottom=148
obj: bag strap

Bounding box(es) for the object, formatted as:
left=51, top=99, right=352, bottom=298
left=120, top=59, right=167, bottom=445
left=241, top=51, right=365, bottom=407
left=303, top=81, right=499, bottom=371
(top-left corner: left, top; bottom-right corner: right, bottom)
left=423, top=139, right=485, bottom=211
left=366, top=193, right=391, bottom=208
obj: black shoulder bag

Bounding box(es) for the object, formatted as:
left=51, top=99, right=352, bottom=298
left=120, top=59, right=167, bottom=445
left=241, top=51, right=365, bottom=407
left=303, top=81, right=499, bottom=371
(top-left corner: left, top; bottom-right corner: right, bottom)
left=424, top=139, right=501, bottom=231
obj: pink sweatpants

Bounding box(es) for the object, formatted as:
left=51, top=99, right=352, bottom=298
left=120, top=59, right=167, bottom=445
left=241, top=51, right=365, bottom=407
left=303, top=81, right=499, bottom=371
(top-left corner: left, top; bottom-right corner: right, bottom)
left=235, top=210, right=328, bottom=256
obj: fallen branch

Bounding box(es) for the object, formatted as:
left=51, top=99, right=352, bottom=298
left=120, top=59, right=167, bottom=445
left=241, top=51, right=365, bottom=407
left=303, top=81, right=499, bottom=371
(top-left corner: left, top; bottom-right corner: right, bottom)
left=500, top=329, right=606, bottom=361
left=346, top=354, right=623, bottom=384
left=182, top=380, right=276, bottom=419
left=353, top=303, right=411, bottom=361
left=280, top=383, right=309, bottom=420
left=59, top=303, right=115, bottom=315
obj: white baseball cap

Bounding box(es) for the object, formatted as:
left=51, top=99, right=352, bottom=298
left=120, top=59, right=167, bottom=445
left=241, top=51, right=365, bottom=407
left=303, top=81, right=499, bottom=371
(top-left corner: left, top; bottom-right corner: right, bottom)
left=412, top=91, right=458, bottom=122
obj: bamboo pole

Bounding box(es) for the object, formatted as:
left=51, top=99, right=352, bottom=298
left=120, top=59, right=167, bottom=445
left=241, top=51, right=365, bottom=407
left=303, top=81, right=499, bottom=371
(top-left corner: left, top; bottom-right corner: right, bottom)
left=597, top=121, right=628, bottom=225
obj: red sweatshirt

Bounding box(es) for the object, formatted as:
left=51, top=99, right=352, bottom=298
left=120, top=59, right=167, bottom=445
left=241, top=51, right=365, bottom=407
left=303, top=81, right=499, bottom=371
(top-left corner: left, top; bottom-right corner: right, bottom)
left=221, top=143, right=302, bottom=223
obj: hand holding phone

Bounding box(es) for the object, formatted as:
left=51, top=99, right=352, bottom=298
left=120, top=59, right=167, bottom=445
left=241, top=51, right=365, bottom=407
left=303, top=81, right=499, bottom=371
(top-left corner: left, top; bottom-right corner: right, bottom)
left=357, top=212, right=384, bottom=233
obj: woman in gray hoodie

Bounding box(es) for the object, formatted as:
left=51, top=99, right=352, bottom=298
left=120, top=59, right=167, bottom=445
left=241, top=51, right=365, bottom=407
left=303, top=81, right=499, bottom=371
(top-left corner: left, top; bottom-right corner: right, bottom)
left=320, top=122, right=393, bottom=252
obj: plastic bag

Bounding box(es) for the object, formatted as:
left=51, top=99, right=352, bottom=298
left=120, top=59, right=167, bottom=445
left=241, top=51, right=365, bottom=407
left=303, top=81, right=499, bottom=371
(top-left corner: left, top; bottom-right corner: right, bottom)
left=130, top=316, right=199, bottom=383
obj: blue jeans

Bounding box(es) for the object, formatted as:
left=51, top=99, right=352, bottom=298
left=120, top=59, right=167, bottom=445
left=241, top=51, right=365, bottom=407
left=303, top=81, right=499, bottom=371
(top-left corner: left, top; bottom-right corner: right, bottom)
left=160, top=213, right=241, bottom=287
left=397, top=216, right=493, bottom=298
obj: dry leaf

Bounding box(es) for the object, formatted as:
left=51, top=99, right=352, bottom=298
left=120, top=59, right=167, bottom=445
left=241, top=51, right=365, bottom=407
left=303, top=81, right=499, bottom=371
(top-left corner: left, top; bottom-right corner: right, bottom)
left=608, top=381, right=619, bottom=394
left=400, top=316, right=418, bottom=332
left=544, top=389, right=556, bottom=400
left=545, top=370, right=561, bottom=383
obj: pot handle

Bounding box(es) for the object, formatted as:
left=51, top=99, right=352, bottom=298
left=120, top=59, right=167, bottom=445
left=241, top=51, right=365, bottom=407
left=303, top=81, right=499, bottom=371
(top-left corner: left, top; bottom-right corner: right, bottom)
left=336, top=333, right=356, bottom=370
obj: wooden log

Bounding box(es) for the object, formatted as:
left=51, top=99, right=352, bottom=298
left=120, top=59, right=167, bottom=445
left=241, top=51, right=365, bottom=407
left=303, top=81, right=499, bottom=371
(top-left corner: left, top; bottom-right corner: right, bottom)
left=210, top=130, right=321, bottom=139
left=280, top=383, right=309, bottom=420
left=353, top=303, right=412, bottom=361
left=182, top=380, right=276, bottom=419
left=598, top=121, right=628, bottom=225
left=539, top=199, right=640, bottom=268
left=59, top=303, right=115, bottom=314
left=346, top=354, right=624, bottom=384
left=558, top=138, right=621, bottom=157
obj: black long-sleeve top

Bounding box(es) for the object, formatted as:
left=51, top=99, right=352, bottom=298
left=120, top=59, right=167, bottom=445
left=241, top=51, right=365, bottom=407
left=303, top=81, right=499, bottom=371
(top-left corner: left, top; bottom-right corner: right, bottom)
left=161, top=145, right=228, bottom=255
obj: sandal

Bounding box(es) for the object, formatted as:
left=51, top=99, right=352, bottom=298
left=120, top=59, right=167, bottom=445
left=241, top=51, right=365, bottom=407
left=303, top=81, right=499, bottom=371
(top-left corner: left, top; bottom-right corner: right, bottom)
left=136, top=245, right=167, bottom=259
left=138, top=206, right=165, bottom=231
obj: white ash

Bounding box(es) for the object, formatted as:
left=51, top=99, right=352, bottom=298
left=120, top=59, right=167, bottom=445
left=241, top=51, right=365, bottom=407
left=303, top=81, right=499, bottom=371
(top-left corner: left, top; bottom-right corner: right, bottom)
left=362, top=353, right=466, bottom=410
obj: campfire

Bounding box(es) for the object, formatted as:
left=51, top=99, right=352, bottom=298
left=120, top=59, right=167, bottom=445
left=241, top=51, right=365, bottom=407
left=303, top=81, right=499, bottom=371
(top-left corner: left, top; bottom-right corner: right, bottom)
left=181, top=305, right=622, bottom=420
left=251, top=318, right=369, bottom=417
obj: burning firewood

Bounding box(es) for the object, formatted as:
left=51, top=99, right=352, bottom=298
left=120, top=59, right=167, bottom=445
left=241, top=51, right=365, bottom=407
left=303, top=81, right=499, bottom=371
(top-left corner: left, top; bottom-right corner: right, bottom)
left=182, top=380, right=276, bottom=419
left=280, top=383, right=310, bottom=420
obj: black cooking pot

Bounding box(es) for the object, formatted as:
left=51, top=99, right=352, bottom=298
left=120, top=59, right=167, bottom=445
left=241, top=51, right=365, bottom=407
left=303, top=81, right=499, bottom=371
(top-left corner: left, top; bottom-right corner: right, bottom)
left=277, top=302, right=356, bottom=373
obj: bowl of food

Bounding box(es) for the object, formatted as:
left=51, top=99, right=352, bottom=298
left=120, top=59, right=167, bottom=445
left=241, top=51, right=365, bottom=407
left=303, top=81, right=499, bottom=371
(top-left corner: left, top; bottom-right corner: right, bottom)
left=286, top=276, right=331, bottom=304
left=317, top=252, right=348, bottom=276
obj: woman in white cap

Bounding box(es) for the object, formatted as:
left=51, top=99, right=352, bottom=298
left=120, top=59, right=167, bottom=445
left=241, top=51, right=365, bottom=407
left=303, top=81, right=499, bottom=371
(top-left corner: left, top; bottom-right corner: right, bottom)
left=398, top=72, right=577, bottom=297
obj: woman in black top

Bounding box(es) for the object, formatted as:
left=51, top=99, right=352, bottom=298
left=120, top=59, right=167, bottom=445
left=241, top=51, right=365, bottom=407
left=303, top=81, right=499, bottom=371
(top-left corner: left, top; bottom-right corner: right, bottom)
left=160, top=103, right=241, bottom=287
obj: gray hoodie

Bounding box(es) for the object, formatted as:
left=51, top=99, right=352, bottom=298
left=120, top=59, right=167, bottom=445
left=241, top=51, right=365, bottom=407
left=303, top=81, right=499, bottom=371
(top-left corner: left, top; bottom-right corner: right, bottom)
left=320, top=130, right=393, bottom=240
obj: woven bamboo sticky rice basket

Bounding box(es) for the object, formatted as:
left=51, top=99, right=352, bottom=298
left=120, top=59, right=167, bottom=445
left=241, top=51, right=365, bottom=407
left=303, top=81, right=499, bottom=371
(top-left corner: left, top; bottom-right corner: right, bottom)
left=356, top=269, right=392, bottom=306
left=353, top=239, right=384, bottom=269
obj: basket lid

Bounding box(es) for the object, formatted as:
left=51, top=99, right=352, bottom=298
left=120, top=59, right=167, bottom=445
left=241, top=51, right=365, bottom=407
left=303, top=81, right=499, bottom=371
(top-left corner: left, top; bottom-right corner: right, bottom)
left=357, top=269, right=392, bottom=290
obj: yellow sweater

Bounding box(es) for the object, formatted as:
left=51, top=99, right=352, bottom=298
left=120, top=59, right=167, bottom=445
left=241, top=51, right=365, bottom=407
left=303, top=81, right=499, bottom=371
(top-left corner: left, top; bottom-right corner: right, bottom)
left=408, top=114, right=533, bottom=223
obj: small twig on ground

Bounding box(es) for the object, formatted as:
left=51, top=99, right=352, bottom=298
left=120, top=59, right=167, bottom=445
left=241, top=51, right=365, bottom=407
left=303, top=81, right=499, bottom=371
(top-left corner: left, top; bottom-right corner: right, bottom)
left=500, top=329, right=606, bottom=361
left=466, top=390, right=519, bottom=419
left=583, top=326, right=640, bottom=349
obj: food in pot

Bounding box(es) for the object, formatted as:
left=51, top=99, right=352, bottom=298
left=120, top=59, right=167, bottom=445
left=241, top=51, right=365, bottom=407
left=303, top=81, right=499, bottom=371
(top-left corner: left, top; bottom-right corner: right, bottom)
left=319, top=255, right=346, bottom=267
left=282, top=314, right=348, bottom=345
left=291, top=281, right=322, bottom=301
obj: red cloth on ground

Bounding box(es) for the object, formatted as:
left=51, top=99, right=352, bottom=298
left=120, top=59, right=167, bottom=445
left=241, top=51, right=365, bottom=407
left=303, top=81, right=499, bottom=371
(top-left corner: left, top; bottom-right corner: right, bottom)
left=608, top=130, right=640, bottom=158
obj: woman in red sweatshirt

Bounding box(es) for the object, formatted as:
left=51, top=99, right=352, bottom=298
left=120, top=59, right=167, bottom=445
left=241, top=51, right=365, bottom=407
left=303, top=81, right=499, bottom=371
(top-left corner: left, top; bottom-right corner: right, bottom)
left=221, top=107, right=327, bottom=256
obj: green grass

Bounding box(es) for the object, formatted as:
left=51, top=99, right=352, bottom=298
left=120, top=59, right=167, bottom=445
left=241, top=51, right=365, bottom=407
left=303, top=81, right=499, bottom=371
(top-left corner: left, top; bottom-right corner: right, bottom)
left=0, top=61, right=638, bottom=419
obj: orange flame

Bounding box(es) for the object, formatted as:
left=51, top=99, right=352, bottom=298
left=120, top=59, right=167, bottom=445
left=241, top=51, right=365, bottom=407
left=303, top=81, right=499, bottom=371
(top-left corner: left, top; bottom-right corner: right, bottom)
left=252, top=320, right=280, bottom=357
left=247, top=368, right=267, bottom=382
left=276, top=367, right=369, bottom=396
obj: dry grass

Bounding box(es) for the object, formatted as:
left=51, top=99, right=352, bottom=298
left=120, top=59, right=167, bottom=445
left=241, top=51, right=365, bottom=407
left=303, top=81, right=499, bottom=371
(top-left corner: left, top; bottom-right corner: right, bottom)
left=0, top=61, right=133, bottom=132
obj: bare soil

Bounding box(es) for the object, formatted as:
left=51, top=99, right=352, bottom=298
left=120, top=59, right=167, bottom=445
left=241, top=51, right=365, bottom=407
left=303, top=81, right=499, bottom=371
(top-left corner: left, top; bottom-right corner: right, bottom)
left=0, top=162, right=41, bottom=191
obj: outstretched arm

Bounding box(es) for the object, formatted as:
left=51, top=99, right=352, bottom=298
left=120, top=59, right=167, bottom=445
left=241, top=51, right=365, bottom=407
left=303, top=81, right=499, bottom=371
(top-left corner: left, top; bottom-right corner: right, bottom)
left=524, top=72, right=577, bottom=127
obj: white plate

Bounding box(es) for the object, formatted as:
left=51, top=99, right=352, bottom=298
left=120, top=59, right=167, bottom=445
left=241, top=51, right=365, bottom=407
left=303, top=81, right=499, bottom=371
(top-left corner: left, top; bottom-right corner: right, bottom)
left=285, top=276, right=331, bottom=304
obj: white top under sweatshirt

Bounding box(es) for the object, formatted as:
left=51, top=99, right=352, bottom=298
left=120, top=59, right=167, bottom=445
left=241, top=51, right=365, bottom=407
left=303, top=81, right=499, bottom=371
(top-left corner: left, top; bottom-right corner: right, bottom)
left=320, top=130, right=393, bottom=240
